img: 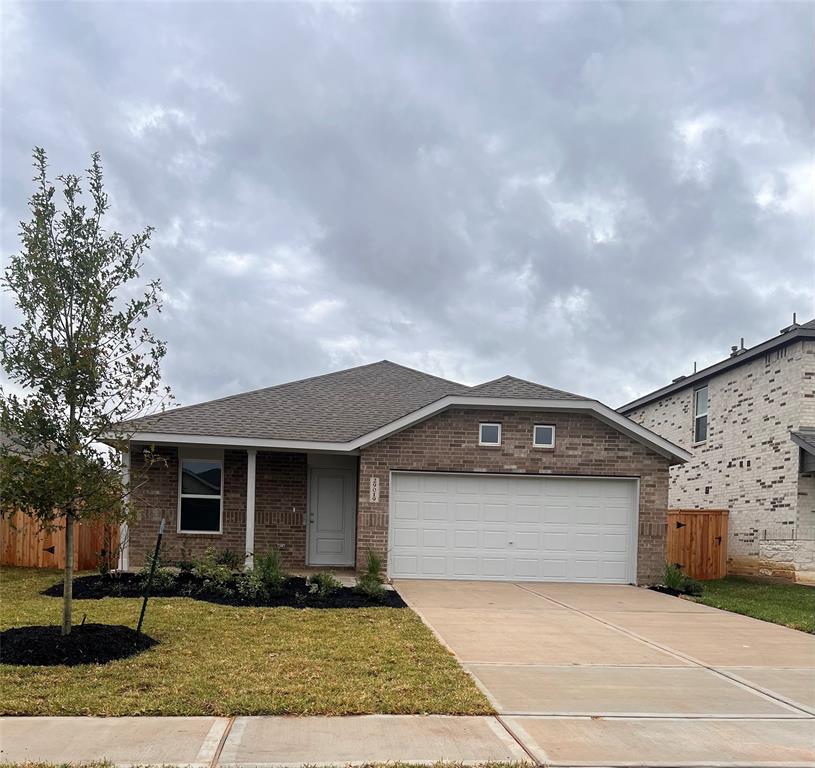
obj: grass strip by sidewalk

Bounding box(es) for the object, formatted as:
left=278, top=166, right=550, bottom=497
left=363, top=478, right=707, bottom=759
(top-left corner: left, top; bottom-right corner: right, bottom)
left=693, top=575, right=815, bottom=633
left=0, top=567, right=491, bottom=716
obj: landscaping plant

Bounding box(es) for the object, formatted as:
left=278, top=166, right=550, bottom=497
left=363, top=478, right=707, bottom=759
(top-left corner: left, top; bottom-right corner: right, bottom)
left=0, top=148, right=171, bottom=635
left=307, top=572, right=343, bottom=598
left=356, top=551, right=386, bottom=599
left=663, top=562, right=705, bottom=596
left=254, top=550, right=289, bottom=594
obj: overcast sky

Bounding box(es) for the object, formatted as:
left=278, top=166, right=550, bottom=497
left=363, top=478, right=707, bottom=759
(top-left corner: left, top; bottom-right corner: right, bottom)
left=2, top=1, right=813, bottom=409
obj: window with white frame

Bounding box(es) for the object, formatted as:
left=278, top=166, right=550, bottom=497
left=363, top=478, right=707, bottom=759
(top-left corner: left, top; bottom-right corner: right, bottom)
left=693, top=385, right=708, bottom=443
left=533, top=424, right=556, bottom=448
left=179, top=458, right=223, bottom=533
left=478, top=423, right=502, bottom=446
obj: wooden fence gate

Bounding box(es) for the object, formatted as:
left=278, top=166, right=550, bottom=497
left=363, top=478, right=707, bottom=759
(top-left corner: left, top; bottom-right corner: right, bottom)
left=0, top=510, right=119, bottom=571
left=666, top=509, right=728, bottom=580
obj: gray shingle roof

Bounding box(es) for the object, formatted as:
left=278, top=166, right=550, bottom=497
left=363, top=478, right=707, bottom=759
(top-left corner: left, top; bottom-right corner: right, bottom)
left=467, top=375, right=588, bottom=401
left=125, top=361, right=470, bottom=442
left=124, top=361, right=591, bottom=443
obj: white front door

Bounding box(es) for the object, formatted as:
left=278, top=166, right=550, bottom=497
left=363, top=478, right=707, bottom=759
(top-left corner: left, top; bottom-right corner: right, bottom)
left=308, top=467, right=356, bottom=566
left=389, top=472, right=638, bottom=583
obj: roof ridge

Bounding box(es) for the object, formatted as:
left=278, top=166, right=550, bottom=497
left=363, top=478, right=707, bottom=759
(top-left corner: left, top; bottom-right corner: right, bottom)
left=378, top=359, right=469, bottom=390
left=126, top=360, right=402, bottom=423
left=470, top=373, right=586, bottom=399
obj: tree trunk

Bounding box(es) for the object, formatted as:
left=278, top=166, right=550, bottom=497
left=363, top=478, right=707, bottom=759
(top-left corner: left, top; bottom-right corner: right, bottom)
left=62, top=514, right=74, bottom=636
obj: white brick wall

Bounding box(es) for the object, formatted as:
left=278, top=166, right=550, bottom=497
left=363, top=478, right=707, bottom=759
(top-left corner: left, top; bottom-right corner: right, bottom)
left=627, top=338, right=815, bottom=582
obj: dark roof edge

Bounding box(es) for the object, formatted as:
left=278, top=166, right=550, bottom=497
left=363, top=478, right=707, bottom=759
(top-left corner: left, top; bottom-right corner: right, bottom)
left=618, top=325, right=815, bottom=414
left=791, top=430, right=815, bottom=457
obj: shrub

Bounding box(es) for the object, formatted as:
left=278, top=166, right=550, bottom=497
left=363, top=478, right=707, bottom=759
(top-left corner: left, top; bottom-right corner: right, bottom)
left=192, top=547, right=233, bottom=597
left=307, top=572, right=343, bottom=598
left=175, top=545, right=196, bottom=574
left=682, top=576, right=704, bottom=597
left=663, top=562, right=685, bottom=591
left=663, top=562, right=705, bottom=596
left=356, top=550, right=385, bottom=600
left=255, top=551, right=288, bottom=594
left=148, top=567, right=178, bottom=593
left=235, top=571, right=269, bottom=603
left=215, top=549, right=243, bottom=571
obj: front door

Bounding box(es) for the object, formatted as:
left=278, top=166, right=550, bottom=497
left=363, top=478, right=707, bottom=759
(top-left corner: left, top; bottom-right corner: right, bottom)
left=308, top=467, right=356, bottom=566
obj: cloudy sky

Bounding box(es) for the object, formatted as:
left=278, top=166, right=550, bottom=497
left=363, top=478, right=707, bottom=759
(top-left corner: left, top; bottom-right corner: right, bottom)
left=1, top=1, right=813, bottom=409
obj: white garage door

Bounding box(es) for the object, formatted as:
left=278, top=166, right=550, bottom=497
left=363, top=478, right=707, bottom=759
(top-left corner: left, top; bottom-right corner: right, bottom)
left=389, top=472, right=638, bottom=583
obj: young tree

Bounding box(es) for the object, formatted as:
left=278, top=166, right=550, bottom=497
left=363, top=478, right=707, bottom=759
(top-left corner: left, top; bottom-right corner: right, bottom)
left=0, top=148, right=171, bottom=635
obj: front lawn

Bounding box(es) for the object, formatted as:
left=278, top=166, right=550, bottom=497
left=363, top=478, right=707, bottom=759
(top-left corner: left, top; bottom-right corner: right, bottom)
left=693, top=575, right=815, bottom=633
left=0, top=567, right=490, bottom=716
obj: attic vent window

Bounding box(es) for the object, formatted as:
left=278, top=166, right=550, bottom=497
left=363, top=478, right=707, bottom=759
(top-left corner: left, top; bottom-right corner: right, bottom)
left=478, top=423, right=501, bottom=447
left=533, top=424, right=556, bottom=448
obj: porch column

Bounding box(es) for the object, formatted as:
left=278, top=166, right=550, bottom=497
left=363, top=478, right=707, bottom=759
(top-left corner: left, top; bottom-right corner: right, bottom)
left=245, top=448, right=257, bottom=569
left=118, top=447, right=130, bottom=571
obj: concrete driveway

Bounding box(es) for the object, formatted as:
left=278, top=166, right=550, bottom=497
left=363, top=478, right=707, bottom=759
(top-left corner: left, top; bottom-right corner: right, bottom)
left=396, top=580, right=815, bottom=767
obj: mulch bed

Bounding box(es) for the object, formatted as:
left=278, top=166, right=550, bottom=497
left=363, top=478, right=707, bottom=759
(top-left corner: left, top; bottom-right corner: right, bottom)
left=43, top=572, right=407, bottom=609
left=0, top=623, right=157, bottom=666
left=649, top=585, right=683, bottom=597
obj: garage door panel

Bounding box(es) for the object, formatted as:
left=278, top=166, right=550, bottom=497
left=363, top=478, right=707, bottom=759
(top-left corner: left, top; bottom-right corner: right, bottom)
left=390, top=473, right=636, bottom=583
left=394, top=500, right=419, bottom=520
left=483, top=529, right=508, bottom=548
left=455, top=502, right=479, bottom=521
left=422, top=501, right=449, bottom=520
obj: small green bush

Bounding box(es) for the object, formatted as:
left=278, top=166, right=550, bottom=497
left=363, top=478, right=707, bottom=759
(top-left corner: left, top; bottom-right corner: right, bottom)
left=663, top=562, right=705, bottom=596
left=235, top=570, right=269, bottom=603
left=216, top=549, right=243, bottom=570
left=192, top=547, right=233, bottom=596
left=663, top=562, right=685, bottom=591
left=307, top=572, right=343, bottom=598
left=255, top=550, right=288, bottom=594
left=682, top=576, right=704, bottom=596
left=356, top=550, right=385, bottom=600
left=175, top=545, right=196, bottom=574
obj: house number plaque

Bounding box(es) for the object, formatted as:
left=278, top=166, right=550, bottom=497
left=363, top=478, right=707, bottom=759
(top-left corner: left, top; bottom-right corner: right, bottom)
left=369, top=476, right=380, bottom=502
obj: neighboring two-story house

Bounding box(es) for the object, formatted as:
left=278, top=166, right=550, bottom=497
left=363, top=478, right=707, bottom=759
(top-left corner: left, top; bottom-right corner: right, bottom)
left=619, top=318, right=815, bottom=583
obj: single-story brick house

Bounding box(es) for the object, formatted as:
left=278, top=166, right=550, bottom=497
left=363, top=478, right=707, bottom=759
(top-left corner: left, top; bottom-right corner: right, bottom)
left=119, top=361, right=690, bottom=585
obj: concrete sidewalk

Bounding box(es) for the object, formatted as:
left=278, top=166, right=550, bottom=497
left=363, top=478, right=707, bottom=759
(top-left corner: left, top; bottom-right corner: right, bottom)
left=0, top=715, right=532, bottom=766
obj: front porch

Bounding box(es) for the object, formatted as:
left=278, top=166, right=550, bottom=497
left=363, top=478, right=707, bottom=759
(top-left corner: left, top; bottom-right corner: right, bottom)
left=124, top=445, right=359, bottom=571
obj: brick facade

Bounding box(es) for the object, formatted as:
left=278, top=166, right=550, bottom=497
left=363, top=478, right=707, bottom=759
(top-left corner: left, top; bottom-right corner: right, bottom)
left=128, top=447, right=307, bottom=568
left=625, top=338, right=815, bottom=582
left=357, top=408, right=672, bottom=584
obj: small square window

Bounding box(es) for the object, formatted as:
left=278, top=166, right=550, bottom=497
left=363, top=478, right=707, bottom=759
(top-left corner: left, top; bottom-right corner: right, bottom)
left=533, top=424, right=555, bottom=448
left=479, top=423, right=501, bottom=446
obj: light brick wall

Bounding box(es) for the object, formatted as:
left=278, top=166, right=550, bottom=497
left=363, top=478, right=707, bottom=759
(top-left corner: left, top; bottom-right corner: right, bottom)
left=626, top=338, right=815, bottom=581
left=358, top=408, right=672, bottom=585
left=128, top=447, right=307, bottom=568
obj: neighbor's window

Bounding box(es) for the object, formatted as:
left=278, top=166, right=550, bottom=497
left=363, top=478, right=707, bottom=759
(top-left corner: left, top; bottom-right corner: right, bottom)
left=693, top=385, right=708, bottom=443
left=479, top=423, right=502, bottom=446
left=533, top=424, right=556, bottom=448
left=179, top=458, right=223, bottom=533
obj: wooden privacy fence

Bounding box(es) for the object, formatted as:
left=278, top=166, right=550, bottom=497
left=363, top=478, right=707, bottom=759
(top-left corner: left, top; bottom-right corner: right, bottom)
left=0, top=510, right=119, bottom=570
left=666, top=509, right=728, bottom=580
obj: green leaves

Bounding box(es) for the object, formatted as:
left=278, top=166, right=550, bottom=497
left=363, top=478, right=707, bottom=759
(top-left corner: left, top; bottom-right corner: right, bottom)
left=0, top=147, right=172, bottom=530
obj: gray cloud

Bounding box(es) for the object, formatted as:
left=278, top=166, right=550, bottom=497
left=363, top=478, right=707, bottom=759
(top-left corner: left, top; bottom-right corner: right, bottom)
left=2, top=1, right=813, bottom=409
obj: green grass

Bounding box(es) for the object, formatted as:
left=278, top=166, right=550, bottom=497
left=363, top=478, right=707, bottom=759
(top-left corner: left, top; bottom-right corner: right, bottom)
left=693, top=575, right=815, bottom=633
left=0, top=567, right=491, bottom=716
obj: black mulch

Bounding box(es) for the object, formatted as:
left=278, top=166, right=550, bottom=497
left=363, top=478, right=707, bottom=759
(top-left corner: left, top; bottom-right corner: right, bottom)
left=0, top=624, right=157, bottom=666
left=43, top=572, right=407, bottom=609
left=649, top=585, right=683, bottom=597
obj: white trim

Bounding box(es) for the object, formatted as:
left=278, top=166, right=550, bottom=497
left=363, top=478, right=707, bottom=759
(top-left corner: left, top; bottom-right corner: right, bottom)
left=177, top=451, right=224, bottom=535
left=244, top=449, right=257, bottom=569
left=124, top=395, right=692, bottom=462
left=532, top=423, right=556, bottom=448
left=478, top=422, right=502, bottom=446
left=387, top=469, right=640, bottom=584
left=118, top=448, right=130, bottom=571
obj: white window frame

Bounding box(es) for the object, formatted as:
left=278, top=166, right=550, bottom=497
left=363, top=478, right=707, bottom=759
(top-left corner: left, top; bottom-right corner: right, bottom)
left=532, top=424, right=556, bottom=448
left=178, top=452, right=224, bottom=535
left=478, top=422, right=502, bottom=446
left=693, top=385, right=708, bottom=444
